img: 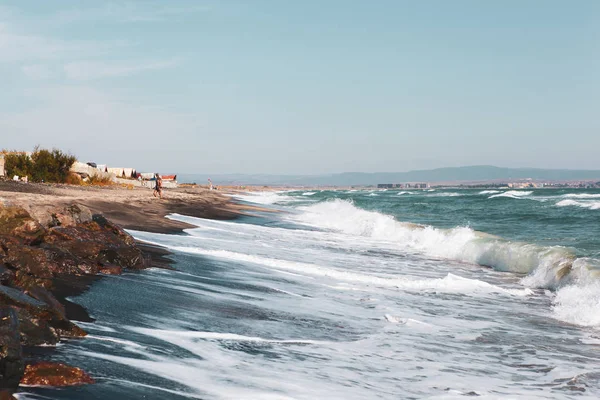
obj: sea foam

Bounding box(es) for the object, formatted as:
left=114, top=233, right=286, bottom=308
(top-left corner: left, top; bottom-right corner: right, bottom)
left=293, top=199, right=589, bottom=289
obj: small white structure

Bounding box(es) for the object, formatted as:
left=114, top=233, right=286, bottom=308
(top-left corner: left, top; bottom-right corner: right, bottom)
left=71, top=161, right=115, bottom=181
left=0, top=154, right=5, bottom=177
left=139, top=172, right=156, bottom=180
left=107, top=167, right=125, bottom=177
left=122, top=168, right=137, bottom=179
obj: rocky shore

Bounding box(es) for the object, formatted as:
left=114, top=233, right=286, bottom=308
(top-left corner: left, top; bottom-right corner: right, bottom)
left=0, top=181, right=265, bottom=398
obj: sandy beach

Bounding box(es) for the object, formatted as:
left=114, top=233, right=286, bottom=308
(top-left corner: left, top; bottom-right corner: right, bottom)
left=0, top=181, right=269, bottom=234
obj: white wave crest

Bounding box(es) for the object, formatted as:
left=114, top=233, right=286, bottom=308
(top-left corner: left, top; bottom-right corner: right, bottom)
left=429, top=192, right=462, bottom=197
left=556, top=199, right=600, bottom=210
left=551, top=259, right=600, bottom=327
left=232, top=192, right=295, bottom=205
left=397, top=191, right=414, bottom=195
left=488, top=190, right=533, bottom=199
left=293, top=199, right=584, bottom=288
left=561, top=193, right=600, bottom=199
left=302, top=192, right=316, bottom=196
left=478, top=190, right=500, bottom=195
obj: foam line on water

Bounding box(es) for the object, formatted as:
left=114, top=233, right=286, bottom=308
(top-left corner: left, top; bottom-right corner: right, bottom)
left=165, top=247, right=531, bottom=297
left=562, top=193, right=600, bottom=199
left=130, top=327, right=329, bottom=345
left=555, top=199, right=600, bottom=210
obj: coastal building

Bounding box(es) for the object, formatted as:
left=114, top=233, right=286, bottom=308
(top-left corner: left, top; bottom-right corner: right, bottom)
left=107, top=167, right=125, bottom=177
left=0, top=154, right=5, bottom=177
left=70, top=161, right=114, bottom=181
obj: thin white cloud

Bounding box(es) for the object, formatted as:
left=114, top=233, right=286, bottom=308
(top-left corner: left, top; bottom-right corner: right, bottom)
left=21, top=64, right=53, bottom=80
left=63, top=59, right=179, bottom=80
left=0, top=25, right=129, bottom=64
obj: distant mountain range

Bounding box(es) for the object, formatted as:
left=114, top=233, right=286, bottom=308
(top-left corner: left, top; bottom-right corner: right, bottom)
left=178, top=166, right=600, bottom=186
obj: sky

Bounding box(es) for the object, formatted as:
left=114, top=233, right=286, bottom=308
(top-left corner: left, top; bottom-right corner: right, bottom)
left=0, top=1, right=599, bottom=174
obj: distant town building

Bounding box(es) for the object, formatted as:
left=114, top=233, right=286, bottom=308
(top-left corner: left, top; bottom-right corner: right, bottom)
left=377, top=183, right=430, bottom=189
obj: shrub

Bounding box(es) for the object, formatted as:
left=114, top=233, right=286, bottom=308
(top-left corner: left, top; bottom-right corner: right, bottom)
left=4, top=152, right=34, bottom=178
left=86, top=174, right=113, bottom=186
left=65, top=173, right=83, bottom=185
left=3, top=147, right=77, bottom=183
left=30, top=148, right=77, bottom=183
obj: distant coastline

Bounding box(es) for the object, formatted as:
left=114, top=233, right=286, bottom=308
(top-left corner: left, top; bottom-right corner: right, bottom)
left=178, top=165, right=600, bottom=188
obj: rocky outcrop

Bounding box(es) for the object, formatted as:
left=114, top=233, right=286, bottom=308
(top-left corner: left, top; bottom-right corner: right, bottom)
left=20, top=362, right=95, bottom=386
left=0, top=203, right=148, bottom=393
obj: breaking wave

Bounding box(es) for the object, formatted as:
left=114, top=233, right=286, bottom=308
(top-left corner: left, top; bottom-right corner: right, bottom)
left=292, top=199, right=600, bottom=326
left=429, top=192, right=462, bottom=197
left=488, top=190, right=533, bottom=199
left=232, top=191, right=296, bottom=205
left=478, top=190, right=501, bottom=195
left=293, top=199, right=600, bottom=327
left=295, top=200, right=592, bottom=284
left=556, top=199, right=600, bottom=210
left=561, top=193, right=600, bottom=199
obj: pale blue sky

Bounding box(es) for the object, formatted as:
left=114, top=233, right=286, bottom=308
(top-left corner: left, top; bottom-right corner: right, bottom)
left=1, top=1, right=599, bottom=174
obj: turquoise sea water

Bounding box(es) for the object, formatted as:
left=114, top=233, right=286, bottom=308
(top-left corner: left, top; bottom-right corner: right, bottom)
left=22, top=189, right=600, bottom=399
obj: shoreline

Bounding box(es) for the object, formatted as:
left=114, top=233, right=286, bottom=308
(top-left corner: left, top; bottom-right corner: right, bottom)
left=0, top=181, right=266, bottom=397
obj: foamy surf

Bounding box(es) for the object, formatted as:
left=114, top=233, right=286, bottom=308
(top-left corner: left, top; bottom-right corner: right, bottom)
left=232, top=191, right=296, bottom=205
left=293, top=199, right=595, bottom=289
left=556, top=199, right=600, bottom=210
left=488, top=190, right=533, bottom=199
left=163, top=246, right=531, bottom=297
left=479, top=190, right=501, bottom=195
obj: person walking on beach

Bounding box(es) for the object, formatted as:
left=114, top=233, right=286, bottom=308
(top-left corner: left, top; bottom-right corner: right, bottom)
left=153, top=173, right=163, bottom=199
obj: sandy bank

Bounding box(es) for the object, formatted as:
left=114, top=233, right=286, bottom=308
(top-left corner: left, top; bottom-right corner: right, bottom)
left=0, top=181, right=270, bottom=234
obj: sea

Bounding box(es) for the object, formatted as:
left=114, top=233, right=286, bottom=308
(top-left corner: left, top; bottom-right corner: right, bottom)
left=21, top=188, right=600, bottom=400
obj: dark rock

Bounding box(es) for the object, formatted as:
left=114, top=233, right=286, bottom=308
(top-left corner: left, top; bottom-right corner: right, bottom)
left=99, top=264, right=122, bottom=275
left=0, top=204, right=146, bottom=390
left=0, top=390, right=17, bottom=400
left=0, top=268, right=13, bottom=286
left=20, top=362, right=94, bottom=386
left=0, top=286, right=49, bottom=314
left=50, top=204, right=93, bottom=228
left=2, top=245, right=55, bottom=280
left=0, top=307, right=24, bottom=392
left=24, top=286, right=66, bottom=320
left=92, top=214, right=136, bottom=246
left=16, top=308, right=59, bottom=346
left=0, top=207, right=45, bottom=245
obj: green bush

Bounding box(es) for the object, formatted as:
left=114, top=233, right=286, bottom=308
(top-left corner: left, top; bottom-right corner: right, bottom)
left=4, top=153, right=34, bottom=179
left=4, top=147, right=77, bottom=183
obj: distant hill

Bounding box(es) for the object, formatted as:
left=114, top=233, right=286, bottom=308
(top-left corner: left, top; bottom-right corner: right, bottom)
left=178, top=166, right=600, bottom=186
